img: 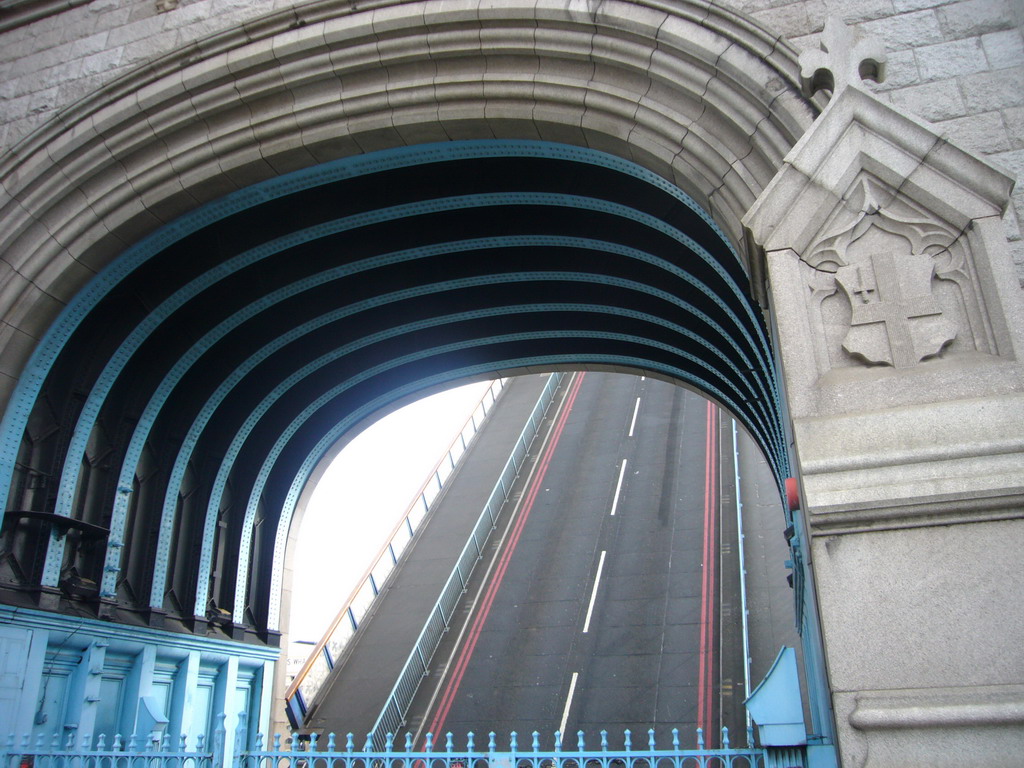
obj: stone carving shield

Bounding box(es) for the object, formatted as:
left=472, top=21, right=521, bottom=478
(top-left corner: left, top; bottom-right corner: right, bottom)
left=835, top=252, right=956, bottom=368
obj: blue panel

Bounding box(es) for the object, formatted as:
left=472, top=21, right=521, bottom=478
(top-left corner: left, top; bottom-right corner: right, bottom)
left=745, top=646, right=806, bottom=747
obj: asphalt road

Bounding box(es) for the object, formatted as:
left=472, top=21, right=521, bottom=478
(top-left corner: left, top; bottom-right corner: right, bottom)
left=401, top=372, right=739, bottom=751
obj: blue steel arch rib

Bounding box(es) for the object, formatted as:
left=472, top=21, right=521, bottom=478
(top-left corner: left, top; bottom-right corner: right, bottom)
left=83, top=237, right=770, bottom=600
left=0, top=139, right=787, bottom=638
left=53, top=203, right=768, bottom=590
left=148, top=294, right=770, bottom=611
left=266, top=350, right=788, bottom=630
left=0, top=140, right=751, bottom=522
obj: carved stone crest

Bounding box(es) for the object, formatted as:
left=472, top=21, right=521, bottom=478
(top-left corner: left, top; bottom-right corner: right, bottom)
left=835, top=252, right=956, bottom=367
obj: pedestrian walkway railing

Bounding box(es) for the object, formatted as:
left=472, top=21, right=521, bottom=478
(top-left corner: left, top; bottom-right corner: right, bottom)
left=237, top=722, right=766, bottom=768
left=371, top=373, right=566, bottom=746
left=286, top=379, right=509, bottom=727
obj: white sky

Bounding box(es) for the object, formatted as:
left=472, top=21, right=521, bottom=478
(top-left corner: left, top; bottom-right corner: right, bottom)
left=288, top=380, right=496, bottom=644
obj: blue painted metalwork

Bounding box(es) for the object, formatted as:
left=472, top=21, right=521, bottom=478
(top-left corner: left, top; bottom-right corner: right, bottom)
left=0, top=730, right=217, bottom=766
left=131, top=248, right=777, bottom=619
left=0, top=139, right=756, bottom=525
left=65, top=214, right=767, bottom=597
left=745, top=647, right=806, bottom=747
left=234, top=726, right=765, bottom=768
left=65, top=189, right=755, bottom=593
left=1, top=723, right=769, bottom=768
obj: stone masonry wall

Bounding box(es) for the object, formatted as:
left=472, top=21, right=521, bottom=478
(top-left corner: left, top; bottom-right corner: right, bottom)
left=2, top=0, right=1023, bottom=283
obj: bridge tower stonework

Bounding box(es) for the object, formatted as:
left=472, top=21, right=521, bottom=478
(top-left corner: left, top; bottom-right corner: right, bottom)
left=746, top=17, right=1024, bottom=764
left=0, top=2, right=1022, bottom=767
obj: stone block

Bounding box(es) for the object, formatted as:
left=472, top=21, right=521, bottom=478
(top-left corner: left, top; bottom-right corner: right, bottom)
left=752, top=1, right=824, bottom=40
left=811, top=518, right=1024, bottom=691
left=890, top=79, right=967, bottom=121
left=422, top=0, right=480, bottom=28
left=70, top=30, right=111, bottom=59
left=938, top=0, right=1016, bottom=38
left=80, top=47, right=124, bottom=77
left=872, top=48, right=921, bottom=90
left=861, top=9, right=944, bottom=50
left=122, top=30, right=179, bottom=65
left=1009, top=240, right=1024, bottom=285
left=961, top=66, right=1024, bottom=112
left=990, top=147, right=1024, bottom=176
left=1010, top=119, right=1024, bottom=160
left=105, top=14, right=169, bottom=48
left=936, top=110, right=1012, bottom=154
left=916, top=36, right=990, bottom=81
left=891, top=0, right=944, bottom=10
left=593, top=0, right=667, bottom=39
left=838, top=0, right=898, bottom=23
left=982, top=29, right=1024, bottom=70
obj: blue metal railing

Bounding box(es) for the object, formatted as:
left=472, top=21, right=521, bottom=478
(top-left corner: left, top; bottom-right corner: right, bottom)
left=286, top=379, right=509, bottom=724
left=370, top=374, right=566, bottom=746
left=237, top=723, right=764, bottom=768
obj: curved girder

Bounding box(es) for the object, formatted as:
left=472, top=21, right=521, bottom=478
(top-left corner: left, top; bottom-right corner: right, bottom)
left=3, top=141, right=786, bottom=638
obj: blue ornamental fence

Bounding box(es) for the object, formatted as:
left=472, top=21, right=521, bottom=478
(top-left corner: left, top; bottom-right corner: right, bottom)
left=236, top=722, right=766, bottom=768
left=0, top=716, right=779, bottom=768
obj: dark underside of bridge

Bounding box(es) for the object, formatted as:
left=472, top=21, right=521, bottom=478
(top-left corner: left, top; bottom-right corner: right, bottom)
left=0, top=141, right=784, bottom=645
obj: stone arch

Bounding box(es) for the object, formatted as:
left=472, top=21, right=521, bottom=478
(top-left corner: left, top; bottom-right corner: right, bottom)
left=0, top=0, right=814, bottom=415
left=0, top=0, right=821, bottom=695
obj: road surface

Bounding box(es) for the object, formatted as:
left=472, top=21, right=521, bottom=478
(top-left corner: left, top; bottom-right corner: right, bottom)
left=400, top=372, right=744, bottom=751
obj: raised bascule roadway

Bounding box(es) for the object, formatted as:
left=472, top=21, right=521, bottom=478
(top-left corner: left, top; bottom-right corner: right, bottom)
left=301, top=372, right=800, bottom=751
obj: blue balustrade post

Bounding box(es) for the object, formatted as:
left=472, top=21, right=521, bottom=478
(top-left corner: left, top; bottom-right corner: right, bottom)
left=600, top=731, right=608, bottom=751
left=425, top=733, right=434, bottom=753
left=576, top=731, right=585, bottom=752
left=721, top=727, right=729, bottom=750
left=235, top=712, right=249, bottom=761
left=345, top=733, right=354, bottom=753
left=623, top=730, right=631, bottom=752
left=696, top=729, right=704, bottom=750
left=212, top=714, right=226, bottom=768
left=467, top=732, right=475, bottom=753
left=648, top=730, right=655, bottom=751
left=509, top=731, right=517, bottom=760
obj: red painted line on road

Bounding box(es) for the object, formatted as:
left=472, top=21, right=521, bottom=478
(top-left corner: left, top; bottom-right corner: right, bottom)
left=422, top=372, right=586, bottom=743
left=697, top=400, right=718, bottom=746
